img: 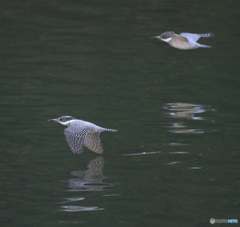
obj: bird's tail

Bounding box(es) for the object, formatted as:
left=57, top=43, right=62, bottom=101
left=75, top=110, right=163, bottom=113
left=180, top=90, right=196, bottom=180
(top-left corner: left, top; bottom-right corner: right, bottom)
left=199, top=44, right=212, bottom=48
left=104, top=128, right=118, bottom=132
left=200, top=33, right=214, bottom=38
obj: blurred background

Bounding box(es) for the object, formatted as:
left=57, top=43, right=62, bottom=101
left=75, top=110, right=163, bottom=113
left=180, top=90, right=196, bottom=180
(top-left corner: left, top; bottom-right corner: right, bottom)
left=0, top=0, right=239, bottom=226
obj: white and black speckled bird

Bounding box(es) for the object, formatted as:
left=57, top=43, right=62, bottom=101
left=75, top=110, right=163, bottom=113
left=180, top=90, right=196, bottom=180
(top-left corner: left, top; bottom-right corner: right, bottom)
left=48, top=116, right=117, bottom=154
left=152, top=31, right=214, bottom=50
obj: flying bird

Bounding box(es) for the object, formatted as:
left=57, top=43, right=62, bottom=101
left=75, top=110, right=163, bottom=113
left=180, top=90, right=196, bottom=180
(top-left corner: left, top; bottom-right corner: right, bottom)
left=152, top=31, right=214, bottom=49
left=48, top=116, right=117, bottom=154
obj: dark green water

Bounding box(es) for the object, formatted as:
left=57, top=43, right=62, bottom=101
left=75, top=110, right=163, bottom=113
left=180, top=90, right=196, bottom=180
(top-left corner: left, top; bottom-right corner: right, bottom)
left=1, top=0, right=240, bottom=226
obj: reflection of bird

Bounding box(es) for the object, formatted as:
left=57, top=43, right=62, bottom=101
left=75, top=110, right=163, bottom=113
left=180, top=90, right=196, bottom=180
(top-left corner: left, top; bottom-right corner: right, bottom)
left=164, top=103, right=206, bottom=120
left=48, top=116, right=117, bottom=154
left=68, top=157, right=105, bottom=191
left=71, top=156, right=104, bottom=183
left=152, top=31, right=214, bottom=49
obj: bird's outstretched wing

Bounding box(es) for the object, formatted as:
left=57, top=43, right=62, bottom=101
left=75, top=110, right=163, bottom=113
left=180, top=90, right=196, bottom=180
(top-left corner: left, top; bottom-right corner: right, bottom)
left=64, top=127, right=90, bottom=154
left=84, top=132, right=104, bottom=154
left=180, top=33, right=201, bottom=42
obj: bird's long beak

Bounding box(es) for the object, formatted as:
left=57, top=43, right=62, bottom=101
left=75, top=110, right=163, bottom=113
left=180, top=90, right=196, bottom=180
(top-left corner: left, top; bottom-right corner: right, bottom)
left=151, top=35, right=162, bottom=40
left=48, top=118, right=58, bottom=122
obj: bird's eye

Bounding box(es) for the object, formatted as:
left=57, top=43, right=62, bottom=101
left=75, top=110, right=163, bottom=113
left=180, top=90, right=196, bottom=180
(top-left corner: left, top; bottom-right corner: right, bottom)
left=162, top=35, right=169, bottom=39
left=66, top=116, right=75, bottom=121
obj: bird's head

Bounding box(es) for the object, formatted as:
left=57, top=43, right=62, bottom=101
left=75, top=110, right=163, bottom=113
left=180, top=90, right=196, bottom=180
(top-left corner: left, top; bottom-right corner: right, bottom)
left=152, top=31, right=175, bottom=43
left=48, top=116, right=76, bottom=126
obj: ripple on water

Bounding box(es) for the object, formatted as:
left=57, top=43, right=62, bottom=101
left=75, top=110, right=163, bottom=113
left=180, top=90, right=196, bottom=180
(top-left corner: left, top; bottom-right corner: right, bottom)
left=60, top=206, right=104, bottom=212
left=122, top=151, right=162, bottom=156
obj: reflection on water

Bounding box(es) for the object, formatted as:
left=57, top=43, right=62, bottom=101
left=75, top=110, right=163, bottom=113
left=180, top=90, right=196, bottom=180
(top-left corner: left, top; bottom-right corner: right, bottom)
left=60, top=156, right=111, bottom=212
left=165, top=161, right=181, bottom=165
left=189, top=167, right=203, bottom=170
left=170, top=128, right=205, bottom=134
left=61, top=205, right=104, bottom=212
left=68, top=157, right=104, bottom=191
left=168, top=142, right=188, bottom=146
left=123, top=151, right=162, bottom=156
left=163, top=102, right=215, bottom=134
left=60, top=197, right=85, bottom=204
left=67, top=156, right=107, bottom=192
left=163, top=103, right=214, bottom=120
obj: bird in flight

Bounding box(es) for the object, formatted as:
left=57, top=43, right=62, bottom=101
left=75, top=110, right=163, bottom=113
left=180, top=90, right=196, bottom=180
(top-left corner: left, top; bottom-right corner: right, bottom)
left=152, top=31, right=214, bottom=49
left=48, top=116, right=117, bottom=154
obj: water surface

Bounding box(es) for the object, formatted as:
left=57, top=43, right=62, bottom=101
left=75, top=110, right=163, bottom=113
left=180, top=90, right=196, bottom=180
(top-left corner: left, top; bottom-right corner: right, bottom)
left=1, top=0, right=240, bottom=226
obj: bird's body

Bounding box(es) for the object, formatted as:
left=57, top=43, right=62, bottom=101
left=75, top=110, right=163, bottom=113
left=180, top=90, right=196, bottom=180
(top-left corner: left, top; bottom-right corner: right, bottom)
left=48, top=116, right=117, bottom=154
left=152, top=31, right=214, bottom=50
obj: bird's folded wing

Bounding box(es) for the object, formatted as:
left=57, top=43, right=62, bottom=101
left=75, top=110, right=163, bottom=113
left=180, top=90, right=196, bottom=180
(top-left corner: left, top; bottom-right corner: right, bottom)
left=64, top=127, right=89, bottom=154
left=84, top=132, right=104, bottom=154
